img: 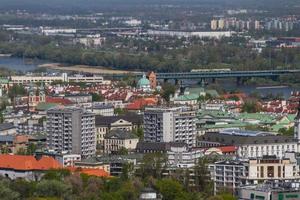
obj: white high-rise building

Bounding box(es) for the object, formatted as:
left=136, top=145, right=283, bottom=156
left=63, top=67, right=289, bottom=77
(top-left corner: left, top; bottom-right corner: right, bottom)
left=211, top=20, right=218, bottom=30
left=143, top=106, right=196, bottom=148
left=46, top=107, right=96, bottom=158
left=218, top=19, right=225, bottom=30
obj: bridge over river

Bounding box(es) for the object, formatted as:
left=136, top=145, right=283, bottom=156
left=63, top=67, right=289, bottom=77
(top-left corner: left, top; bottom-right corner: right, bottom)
left=100, top=69, right=300, bottom=84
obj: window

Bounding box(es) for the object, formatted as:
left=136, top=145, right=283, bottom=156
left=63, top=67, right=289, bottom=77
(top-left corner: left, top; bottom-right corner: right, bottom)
left=260, top=166, right=264, bottom=178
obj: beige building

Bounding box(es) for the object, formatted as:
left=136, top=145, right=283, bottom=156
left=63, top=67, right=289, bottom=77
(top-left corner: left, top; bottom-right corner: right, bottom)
left=104, top=129, right=139, bottom=154
left=211, top=20, right=218, bottom=30
left=95, top=114, right=143, bottom=146
left=218, top=19, right=225, bottom=30
left=245, top=155, right=300, bottom=184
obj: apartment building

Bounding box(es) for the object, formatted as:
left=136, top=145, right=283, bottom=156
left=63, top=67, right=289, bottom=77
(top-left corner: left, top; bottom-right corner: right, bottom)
left=209, top=154, right=300, bottom=194
left=209, top=160, right=245, bottom=194
left=46, top=107, right=96, bottom=158
left=144, top=106, right=197, bottom=148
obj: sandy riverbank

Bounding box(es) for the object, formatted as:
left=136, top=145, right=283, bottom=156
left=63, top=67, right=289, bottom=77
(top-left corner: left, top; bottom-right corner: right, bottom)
left=38, top=63, right=141, bottom=74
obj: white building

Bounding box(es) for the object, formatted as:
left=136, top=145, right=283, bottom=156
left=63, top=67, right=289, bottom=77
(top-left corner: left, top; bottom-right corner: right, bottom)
left=209, top=154, right=300, bottom=194
left=167, top=143, right=203, bottom=168
left=56, top=153, right=81, bottom=167
left=10, top=73, right=109, bottom=85
left=147, top=30, right=234, bottom=39
left=90, top=104, right=114, bottom=116
left=144, top=106, right=197, bottom=148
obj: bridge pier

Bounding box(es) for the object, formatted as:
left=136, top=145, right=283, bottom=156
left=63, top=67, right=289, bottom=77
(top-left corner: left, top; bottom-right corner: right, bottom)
left=236, top=77, right=242, bottom=85
left=271, top=76, right=279, bottom=82
left=212, top=78, right=216, bottom=84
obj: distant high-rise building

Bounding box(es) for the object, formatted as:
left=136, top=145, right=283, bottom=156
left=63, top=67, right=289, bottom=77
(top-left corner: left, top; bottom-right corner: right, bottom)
left=218, top=19, right=225, bottom=30
left=47, top=107, right=96, bottom=158
left=254, top=20, right=260, bottom=30
left=211, top=20, right=218, bottom=30
left=143, top=106, right=196, bottom=148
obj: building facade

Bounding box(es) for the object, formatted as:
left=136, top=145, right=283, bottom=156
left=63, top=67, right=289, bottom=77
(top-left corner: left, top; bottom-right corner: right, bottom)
left=104, top=129, right=139, bottom=154
left=144, top=106, right=197, bottom=148
left=46, top=107, right=96, bottom=158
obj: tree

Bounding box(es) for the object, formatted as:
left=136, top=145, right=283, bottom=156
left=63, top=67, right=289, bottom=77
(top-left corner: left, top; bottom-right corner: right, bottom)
left=194, top=157, right=214, bottom=196
left=91, top=93, right=104, bottom=102
left=116, top=147, right=128, bottom=155
left=42, top=169, right=71, bottom=181
left=132, top=127, right=143, bottom=140
left=0, top=180, right=20, bottom=200
left=161, top=83, right=176, bottom=103
left=242, top=100, right=261, bottom=113
left=138, top=153, right=167, bottom=179
left=34, top=180, right=72, bottom=199
left=114, top=108, right=127, bottom=115
left=10, top=179, right=36, bottom=199
left=0, top=111, right=4, bottom=123
left=156, top=179, right=186, bottom=200
left=278, top=127, right=294, bottom=136
left=27, top=143, right=37, bottom=155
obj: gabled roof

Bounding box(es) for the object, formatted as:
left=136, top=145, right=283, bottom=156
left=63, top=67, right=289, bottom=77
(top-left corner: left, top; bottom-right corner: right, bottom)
left=95, top=113, right=143, bottom=126
left=105, top=129, right=138, bottom=140
left=127, top=98, right=157, bottom=110
left=0, top=123, right=15, bottom=131
left=0, top=155, right=61, bottom=171
left=46, top=96, right=73, bottom=105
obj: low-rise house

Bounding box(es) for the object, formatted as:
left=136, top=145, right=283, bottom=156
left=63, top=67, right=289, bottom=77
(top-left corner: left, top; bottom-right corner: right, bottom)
left=238, top=182, right=300, bottom=200
left=90, top=104, right=114, bottom=116
left=104, top=129, right=139, bottom=154
left=95, top=113, right=143, bottom=146
left=0, top=123, right=16, bottom=135
left=64, top=94, right=93, bottom=104
left=0, top=154, right=61, bottom=181
left=17, top=119, right=46, bottom=135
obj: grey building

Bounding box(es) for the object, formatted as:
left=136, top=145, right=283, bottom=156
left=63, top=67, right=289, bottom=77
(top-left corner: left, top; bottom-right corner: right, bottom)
left=143, top=106, right=196, bottom=148
left=46, top=107, right=96, bottom=158
left=209, top=160, right=246, bottom=195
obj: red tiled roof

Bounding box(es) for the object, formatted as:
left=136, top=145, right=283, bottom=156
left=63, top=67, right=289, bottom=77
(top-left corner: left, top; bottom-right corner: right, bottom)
left=0, top=155, right=62, bottom=171
left=217, top=146, right=237, bottom=153
left=67, top=167, right=109, bottom=177
left=46, top=97, right=73, bottom=105
left=127, top=98, right=157, bottom=110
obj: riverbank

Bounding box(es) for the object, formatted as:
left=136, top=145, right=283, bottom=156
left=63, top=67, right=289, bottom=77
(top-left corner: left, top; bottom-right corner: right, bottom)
left=38, top=63, right=142, bottom=75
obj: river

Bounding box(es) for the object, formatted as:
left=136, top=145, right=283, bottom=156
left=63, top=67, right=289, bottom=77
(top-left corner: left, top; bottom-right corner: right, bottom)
left=0, top=57, right=298, bottom=99
left=0, top=56, right=46, bottom=72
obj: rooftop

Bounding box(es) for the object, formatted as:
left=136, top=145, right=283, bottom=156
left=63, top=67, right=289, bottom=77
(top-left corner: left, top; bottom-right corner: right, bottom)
left=105, top=129, right=138, bottom=140
left=0, top=155, right=61, bottom=171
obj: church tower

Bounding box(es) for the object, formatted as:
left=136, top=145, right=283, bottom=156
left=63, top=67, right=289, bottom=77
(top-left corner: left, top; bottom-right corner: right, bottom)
left=39, top=82, right=46, bottom=103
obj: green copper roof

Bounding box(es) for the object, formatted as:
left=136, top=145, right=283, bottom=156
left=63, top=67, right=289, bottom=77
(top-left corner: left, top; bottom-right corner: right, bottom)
left=175, top=93, right=199, bottom=101
left=137, top=74, right=150, bottom=87
left=0, top=78, right=9, bottom=84
left=36, top=103, right=58, bottom=111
